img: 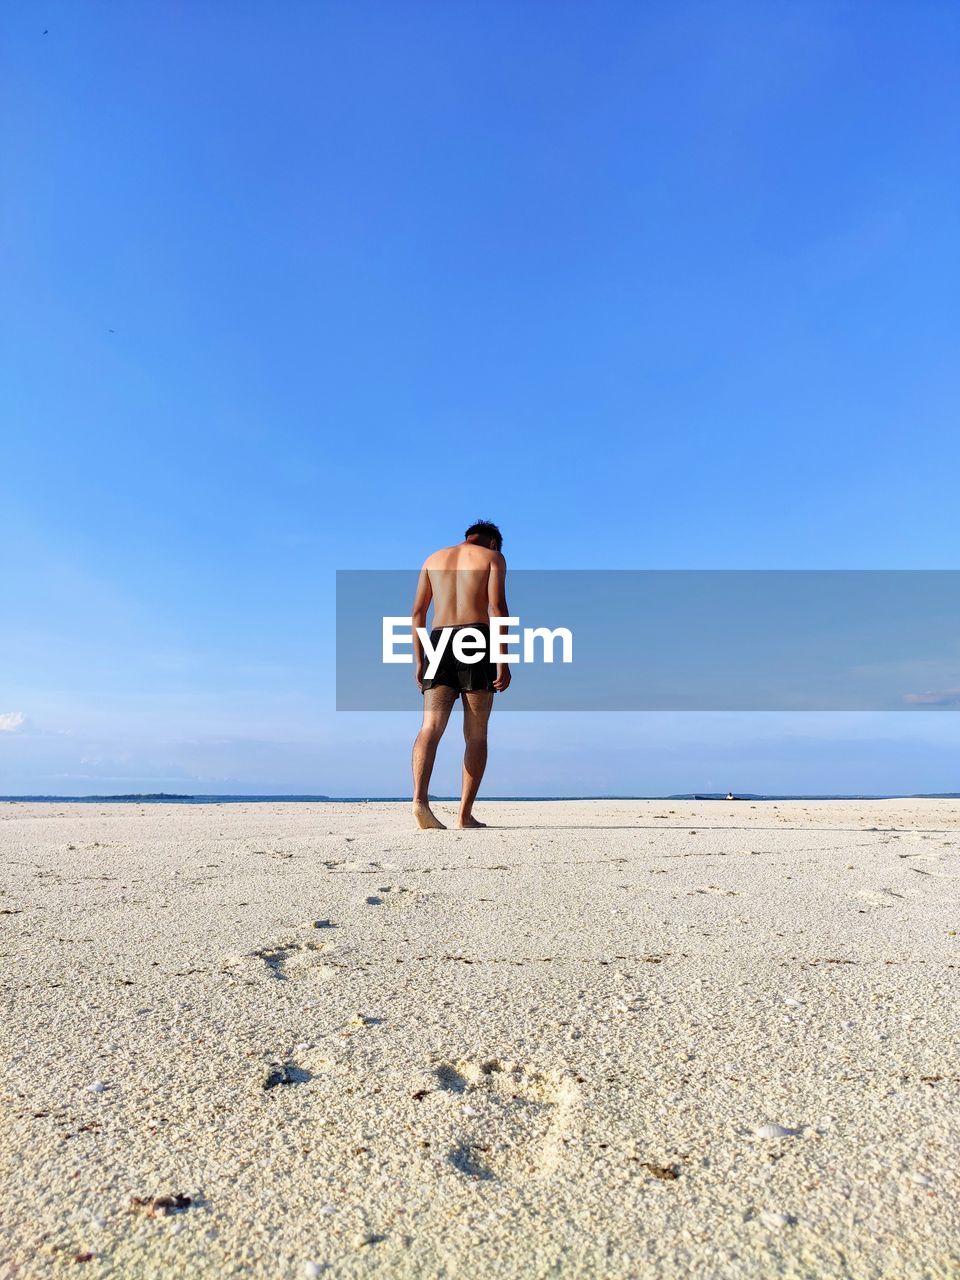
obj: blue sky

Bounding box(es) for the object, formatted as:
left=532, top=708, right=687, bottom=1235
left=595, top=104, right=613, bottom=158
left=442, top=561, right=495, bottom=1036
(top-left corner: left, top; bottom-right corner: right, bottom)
left=2, top=1, right=959, bottom=796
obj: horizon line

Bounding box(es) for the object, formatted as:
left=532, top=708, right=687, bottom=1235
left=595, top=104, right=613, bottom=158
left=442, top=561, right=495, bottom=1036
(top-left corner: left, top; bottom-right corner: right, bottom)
left=3, top=792, right=959, bottom=803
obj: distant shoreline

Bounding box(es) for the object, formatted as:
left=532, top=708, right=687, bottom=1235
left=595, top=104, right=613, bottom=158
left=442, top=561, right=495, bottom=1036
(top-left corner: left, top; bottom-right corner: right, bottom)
left=2, top=792, right=958, bottom=804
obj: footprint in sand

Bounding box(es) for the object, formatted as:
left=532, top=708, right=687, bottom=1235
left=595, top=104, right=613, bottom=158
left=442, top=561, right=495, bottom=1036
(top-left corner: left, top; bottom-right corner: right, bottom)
left=224, top=938, right=334, bottom=982
left=855, top=888, right=908, bottom=909
left=426, top=1058, right=579, bottom=1181
left=909, top=860, right=960, bottom=879
left=367, top=885, right=424, bottom=911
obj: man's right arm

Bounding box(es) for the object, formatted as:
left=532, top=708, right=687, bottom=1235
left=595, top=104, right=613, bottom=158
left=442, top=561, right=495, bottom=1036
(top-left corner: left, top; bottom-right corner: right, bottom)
left=488, top=553, right=511, bottom=692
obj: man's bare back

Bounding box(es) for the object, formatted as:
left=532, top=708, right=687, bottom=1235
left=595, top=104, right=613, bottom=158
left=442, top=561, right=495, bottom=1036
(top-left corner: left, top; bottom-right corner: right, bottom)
left=422, top=541, right=501, bottom=627
left=410, top=521, right=509, bottom=831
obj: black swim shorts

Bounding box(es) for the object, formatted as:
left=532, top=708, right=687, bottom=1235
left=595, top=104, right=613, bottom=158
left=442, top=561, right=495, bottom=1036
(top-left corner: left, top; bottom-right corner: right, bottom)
left=421, top=623, right=497, bottom=694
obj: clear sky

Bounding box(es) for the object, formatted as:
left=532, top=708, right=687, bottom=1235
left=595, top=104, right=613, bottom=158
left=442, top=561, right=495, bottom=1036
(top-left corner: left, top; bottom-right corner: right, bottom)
left=3, top=2, right=959, bottom=796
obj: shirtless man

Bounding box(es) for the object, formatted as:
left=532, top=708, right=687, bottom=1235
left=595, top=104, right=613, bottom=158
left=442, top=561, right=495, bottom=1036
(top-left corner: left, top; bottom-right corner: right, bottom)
left=411, top=520, right=510, bottom=830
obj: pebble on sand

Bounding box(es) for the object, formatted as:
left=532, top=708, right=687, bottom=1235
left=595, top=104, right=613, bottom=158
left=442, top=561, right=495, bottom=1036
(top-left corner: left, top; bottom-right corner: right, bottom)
left=129, top=1194, right=192, bottom=1218
left=86, top=1081, right=107, bottom=1094
left=263, top=1065, right=292, bottom=1090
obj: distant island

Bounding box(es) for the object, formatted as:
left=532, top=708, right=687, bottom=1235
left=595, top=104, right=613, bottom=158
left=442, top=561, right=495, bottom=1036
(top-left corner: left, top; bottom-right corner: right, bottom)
left=96, top=792, right=195, bottom=801
left=1, top=792, right=196, bottom=802
left=0, top=793, right=335, bottom=804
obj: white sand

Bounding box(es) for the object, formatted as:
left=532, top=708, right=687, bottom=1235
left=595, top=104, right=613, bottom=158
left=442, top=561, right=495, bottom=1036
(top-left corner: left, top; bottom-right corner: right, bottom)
left=2, top=798, right=959, bottom=1278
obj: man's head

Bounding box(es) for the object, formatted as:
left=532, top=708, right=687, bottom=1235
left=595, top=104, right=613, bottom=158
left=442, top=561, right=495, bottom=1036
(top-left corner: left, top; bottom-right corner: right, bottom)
left=464, top=519, right=503, bottom=552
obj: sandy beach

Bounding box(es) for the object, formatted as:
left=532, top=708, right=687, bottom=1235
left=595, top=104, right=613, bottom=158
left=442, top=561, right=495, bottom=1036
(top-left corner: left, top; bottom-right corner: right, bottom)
left=2, top=798, right=958, bottom=1278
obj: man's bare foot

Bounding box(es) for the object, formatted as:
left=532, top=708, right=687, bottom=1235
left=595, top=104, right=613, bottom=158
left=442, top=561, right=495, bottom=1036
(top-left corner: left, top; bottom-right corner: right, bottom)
left=413, top=801, right=446, bottom=830
left=458, top=814, right=486, bottom=829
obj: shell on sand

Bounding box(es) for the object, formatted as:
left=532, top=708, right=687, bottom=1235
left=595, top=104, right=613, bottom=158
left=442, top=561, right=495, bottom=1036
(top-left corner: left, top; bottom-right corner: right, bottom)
left=754, top=1122, right=798, bottom=1139
left=759, top=1210, right=791, bottom=1230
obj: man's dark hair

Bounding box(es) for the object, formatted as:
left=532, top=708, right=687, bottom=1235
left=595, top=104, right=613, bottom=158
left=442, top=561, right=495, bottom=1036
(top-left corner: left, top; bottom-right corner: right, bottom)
left=464, top=519, right=503, bottom=551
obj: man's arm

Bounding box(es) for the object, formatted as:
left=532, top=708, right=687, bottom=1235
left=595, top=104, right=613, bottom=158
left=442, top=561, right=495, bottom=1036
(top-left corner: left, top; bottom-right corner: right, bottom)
left=411, top=565, right=433, bottom=690
left=488, top=553, right=511, bottom=692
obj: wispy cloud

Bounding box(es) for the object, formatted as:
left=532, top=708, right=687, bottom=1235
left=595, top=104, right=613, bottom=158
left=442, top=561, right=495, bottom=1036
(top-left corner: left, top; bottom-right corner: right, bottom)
left=0, top=711, right=26, bottom=732
left=903, top=689, right=960, bottom=707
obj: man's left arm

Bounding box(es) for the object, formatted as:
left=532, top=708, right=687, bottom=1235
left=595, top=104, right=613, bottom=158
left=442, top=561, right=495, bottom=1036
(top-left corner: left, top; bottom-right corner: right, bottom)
left=488, top=553, right=511, bottom=692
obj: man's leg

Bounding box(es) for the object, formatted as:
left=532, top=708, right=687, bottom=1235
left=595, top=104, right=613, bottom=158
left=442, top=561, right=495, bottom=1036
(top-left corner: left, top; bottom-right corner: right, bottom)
left=412, top=686, right=457, bottom=829
left=459, top=690, right=493, bottom=828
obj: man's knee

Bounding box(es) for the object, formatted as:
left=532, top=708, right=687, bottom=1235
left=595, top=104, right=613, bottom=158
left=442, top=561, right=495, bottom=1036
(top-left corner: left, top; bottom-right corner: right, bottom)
left=419, top=721, right=446, bottom=746
left=463, top=725, right=488, bottom=747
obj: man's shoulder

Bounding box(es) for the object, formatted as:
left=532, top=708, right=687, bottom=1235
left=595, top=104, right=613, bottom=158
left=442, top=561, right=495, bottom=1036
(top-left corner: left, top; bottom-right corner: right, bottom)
left=423, top=545, right=459, bottom=567
left=423, top=544, right=501, bottom=570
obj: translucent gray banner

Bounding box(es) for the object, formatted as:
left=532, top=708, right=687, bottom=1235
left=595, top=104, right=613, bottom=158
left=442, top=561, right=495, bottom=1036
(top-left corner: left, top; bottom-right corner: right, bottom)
left=336, top=570, right=960, bottom=711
